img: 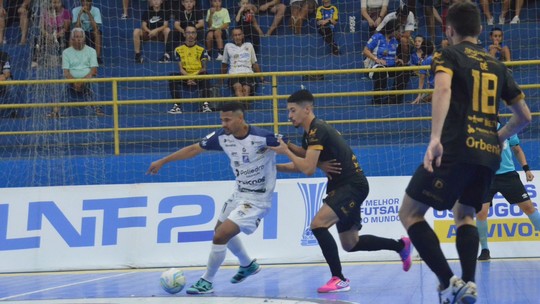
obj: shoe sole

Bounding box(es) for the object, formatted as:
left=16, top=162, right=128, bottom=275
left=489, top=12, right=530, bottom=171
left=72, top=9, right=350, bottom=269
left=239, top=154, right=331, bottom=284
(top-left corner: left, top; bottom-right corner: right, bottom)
left=231, top=265, right=261, bottom=284
left=317, top=286, right=350, bottom=293
left=186, top=289, right=214, bottom=295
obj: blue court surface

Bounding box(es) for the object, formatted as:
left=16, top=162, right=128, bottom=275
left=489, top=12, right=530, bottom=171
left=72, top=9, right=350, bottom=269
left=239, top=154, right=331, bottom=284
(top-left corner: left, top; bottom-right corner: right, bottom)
left=1, top=258, right=539, bottom=303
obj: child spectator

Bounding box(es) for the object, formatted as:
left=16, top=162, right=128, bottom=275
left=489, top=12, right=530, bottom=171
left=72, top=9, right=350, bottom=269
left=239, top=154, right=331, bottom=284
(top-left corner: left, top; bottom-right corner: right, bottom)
left=121, top=0, right=130, bottom=19
left=257, top=0, right=286, bottom=36
left=168, top=25, right=212, bottom=114
left=170, top=0, right=204, bottom=46
left=315, top=0, right=339, bottom=55
left=412, top=39, right=434, bottom=104
left=133, top=0, right=171, bottom=63
left=410, top=35, right=425, bottom=67
left=221, top=27, right=263, bottom=103
left=361, top=0, right=388, bottom=34
left=290, top=0, right=317, bottom=35
left=206, top=0, right=230, bottom=61
left=235, top=0, right=263, bottom=54
left=72, top=0, right=103, bottom=64
left=487, top=27, right=511, bottom=62
left=32, top=0, right=71, bottom=68
left=480, top=0, right=523, bottom=25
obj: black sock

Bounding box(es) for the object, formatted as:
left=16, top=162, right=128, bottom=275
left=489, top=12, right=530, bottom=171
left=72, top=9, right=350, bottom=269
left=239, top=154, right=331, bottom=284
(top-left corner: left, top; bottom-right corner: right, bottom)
left=312, top=227, right=344, bottom=280
left=349, top=235, right=403, bottom=252
left=456, top=224, right=479, bottom=283
left=408, top=221, right=454, bottom=288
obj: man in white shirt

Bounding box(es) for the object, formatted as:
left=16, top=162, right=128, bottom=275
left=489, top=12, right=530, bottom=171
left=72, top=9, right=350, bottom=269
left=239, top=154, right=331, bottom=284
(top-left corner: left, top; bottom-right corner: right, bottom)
left=376, top=5, right=414, bottom=65
left=221, top=27, right=263, bottom=101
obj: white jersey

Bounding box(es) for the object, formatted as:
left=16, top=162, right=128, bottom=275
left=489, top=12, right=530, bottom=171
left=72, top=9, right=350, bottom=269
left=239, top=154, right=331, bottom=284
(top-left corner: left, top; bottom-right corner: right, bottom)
left=376, top=11, right=415, bottom=33
left=199, top=126, right=279, bottom=207
left=222, top=42, right=257, bottom=75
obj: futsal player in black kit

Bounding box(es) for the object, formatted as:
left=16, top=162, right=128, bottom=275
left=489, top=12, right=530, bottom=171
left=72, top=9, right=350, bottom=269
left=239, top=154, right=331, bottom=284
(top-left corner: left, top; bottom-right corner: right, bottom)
left=398, top=1, right=531, bottom=303
left=271, top=89, right=413, bottom=293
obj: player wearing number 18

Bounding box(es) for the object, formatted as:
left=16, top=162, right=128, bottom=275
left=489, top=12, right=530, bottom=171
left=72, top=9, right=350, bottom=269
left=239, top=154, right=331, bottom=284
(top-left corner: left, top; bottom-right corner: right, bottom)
left=398, top=1, right=531, bottom=304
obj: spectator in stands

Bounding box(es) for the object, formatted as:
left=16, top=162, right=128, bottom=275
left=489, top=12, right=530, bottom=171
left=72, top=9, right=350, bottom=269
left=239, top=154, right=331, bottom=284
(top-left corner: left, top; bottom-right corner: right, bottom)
left=206, top=0, right=230, bottom=61
left=221, top=27, right=263, bottom=103
left=235, top=0, right=264, bottom=54
left=487, top=27, right=511, bottom=62
left=290, top=0, right=317, bottom=35
left=256, top=0, right=286, bottom=36
left=32, top=0, right=71, bottom=68
left=121, top=0, right=130, bottom=19
left=412, top=39, right=434, bottom=104
left=480, top=0, right=523, bottom=25
left=376, top=4, right=415, bottom=64
left=167, top=0, right=204, bottom=52
left=59, top=27, right=101, bottom=118
left=361, top=0, right=388, bottom=34
left=363, top=19, right=410, bottom=104
left=315, top=0, right=339, bottom=55
left=72, top=0, right=103, bottom=64
left=133, top=0, right=171, bottom=63
left=167, top=25, right=212, bottom=114
left=0, top=49, right=14, bottom=117
left=418, top=0, right=443, bottom=44
left=0, top=0, right=31, bottom=45
left=410, top=35, right=425, bottom=68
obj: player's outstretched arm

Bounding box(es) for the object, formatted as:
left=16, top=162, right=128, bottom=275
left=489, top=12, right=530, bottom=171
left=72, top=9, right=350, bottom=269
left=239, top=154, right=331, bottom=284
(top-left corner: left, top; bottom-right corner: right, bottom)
left=146, top=143, right=204, bottom=175
left=498, top=99, right=531, bottom=144
left=270, top=139, right=320, bottom=176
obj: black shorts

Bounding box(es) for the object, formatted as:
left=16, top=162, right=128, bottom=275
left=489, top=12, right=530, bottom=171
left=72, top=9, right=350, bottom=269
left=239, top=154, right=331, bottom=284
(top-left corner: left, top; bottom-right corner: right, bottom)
left=406, top=161, right=494, bottom=212
left=323, top=174, right=369, bottom=233
left=485, top=171, right=530, bottom=205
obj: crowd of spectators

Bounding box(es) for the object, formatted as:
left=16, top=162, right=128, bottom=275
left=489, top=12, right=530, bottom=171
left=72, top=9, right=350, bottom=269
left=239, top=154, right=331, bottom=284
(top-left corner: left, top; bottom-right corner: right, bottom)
left=0, top=0, right=531, bottom=116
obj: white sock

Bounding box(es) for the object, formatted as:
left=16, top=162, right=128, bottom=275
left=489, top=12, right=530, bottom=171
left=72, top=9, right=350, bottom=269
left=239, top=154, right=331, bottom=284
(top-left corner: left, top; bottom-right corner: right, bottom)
left=227, top=235, right=252, bottom=266
left=202, top=243, right=227, bottom=282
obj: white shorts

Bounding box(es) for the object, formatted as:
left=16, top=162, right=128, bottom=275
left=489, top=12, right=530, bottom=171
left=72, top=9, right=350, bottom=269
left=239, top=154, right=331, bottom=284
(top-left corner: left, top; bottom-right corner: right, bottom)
left=218, top=194, right=270, bottom=235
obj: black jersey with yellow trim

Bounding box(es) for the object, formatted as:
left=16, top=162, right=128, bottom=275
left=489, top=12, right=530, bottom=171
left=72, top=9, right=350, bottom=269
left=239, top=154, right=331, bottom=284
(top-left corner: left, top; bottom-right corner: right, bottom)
left=431, top=41, right=524, bottom=171
left=302, top=118, right=364, bottom=192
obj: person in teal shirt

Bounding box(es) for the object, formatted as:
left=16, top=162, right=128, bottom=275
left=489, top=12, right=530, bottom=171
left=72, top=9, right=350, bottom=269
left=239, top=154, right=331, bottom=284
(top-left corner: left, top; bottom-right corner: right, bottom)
left=476, top=121, right=540, bottom=260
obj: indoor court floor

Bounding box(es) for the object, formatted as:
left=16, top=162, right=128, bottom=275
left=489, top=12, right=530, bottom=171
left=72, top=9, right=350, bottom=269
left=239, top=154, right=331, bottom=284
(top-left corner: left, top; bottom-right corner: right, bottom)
left=1, top=258, right=539, bottom=304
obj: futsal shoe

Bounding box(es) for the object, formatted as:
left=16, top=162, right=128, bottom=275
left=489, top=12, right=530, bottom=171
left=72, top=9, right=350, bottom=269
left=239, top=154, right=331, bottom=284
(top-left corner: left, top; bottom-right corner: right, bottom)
left=231, top=259, right=261, bottom=283
left=477, top=249, right=491, bottom=261
left=317, top=276, right=350, bottom=293
left=438, top=276, right=477, bottom=304
left=186, top=278, right=213, bottom=294
left=399, top=236, right=413, bottom=271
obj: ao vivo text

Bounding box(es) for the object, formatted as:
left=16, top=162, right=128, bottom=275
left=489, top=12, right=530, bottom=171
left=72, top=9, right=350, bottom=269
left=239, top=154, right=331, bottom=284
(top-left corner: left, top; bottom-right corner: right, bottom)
left=0, top=194, right=278, bottom=251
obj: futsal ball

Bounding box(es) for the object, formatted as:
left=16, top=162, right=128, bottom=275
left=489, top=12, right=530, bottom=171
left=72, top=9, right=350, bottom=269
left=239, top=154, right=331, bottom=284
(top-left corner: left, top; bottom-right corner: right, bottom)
left=160, top=268, right=186, bottom=294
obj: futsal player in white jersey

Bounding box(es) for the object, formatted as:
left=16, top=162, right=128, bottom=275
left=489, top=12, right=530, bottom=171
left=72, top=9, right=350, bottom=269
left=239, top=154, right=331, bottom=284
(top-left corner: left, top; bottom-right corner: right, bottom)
left=221, top=27, right=264, bottom=100
left=147, top=101, right=281, bottom=294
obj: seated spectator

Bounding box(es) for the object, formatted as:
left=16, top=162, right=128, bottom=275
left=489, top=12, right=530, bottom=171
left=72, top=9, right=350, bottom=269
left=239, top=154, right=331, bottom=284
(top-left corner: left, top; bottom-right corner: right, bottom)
left=376, top=4, right=414, bottom=64
left=412, top=39, right=434, bottom=104
left=480, top=0, right=523, bottom=25
left=0, top=0, right=31, bottom=45
left=315, top=0, right=339, bottom=55
left=58, top=27, right=101, bottom=118
left=0, top=49, right=15, bottom=118
left=361, top=0, right=388, bottom=34
left=235, top=0, right=263, bottom=54
left=133, top=0, right=171, bottom=63
left=221, top=27, right=263, bottom=103
left=487, top=27, right=511, bottom=62
left=72, top=0, right=103, bottom=64
left=32, top=0, right=71, bottom=68
left=363, top=19, right=410, bottom=104
left=206, top=0, right=230, bottom=61
left=290, top=0, right=317, bottom=35
left=410, top=35, right=425, bottom=68
left=256, top=0, right=286, bottom=36
left=167, top=0, right=204, bottom=54
left=121, top=0, right=129, bottom=19
left=167, top=25, right=212, bottom=114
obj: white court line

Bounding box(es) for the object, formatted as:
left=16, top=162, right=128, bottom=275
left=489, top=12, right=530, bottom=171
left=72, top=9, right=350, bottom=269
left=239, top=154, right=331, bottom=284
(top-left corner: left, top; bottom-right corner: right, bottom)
left=0, top=271, right=136, bottom=301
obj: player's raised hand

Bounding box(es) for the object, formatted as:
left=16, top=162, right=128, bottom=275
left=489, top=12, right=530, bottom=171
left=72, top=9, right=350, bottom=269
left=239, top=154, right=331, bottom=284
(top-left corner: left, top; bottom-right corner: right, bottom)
left=423, top=139, right=443, bottom=173
left=147, top=160, right=164, bottom=175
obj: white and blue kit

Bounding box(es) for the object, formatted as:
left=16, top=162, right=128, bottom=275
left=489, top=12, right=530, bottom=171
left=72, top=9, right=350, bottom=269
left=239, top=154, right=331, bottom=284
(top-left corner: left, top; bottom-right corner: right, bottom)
left=199, top=126, right=280, bottom=234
